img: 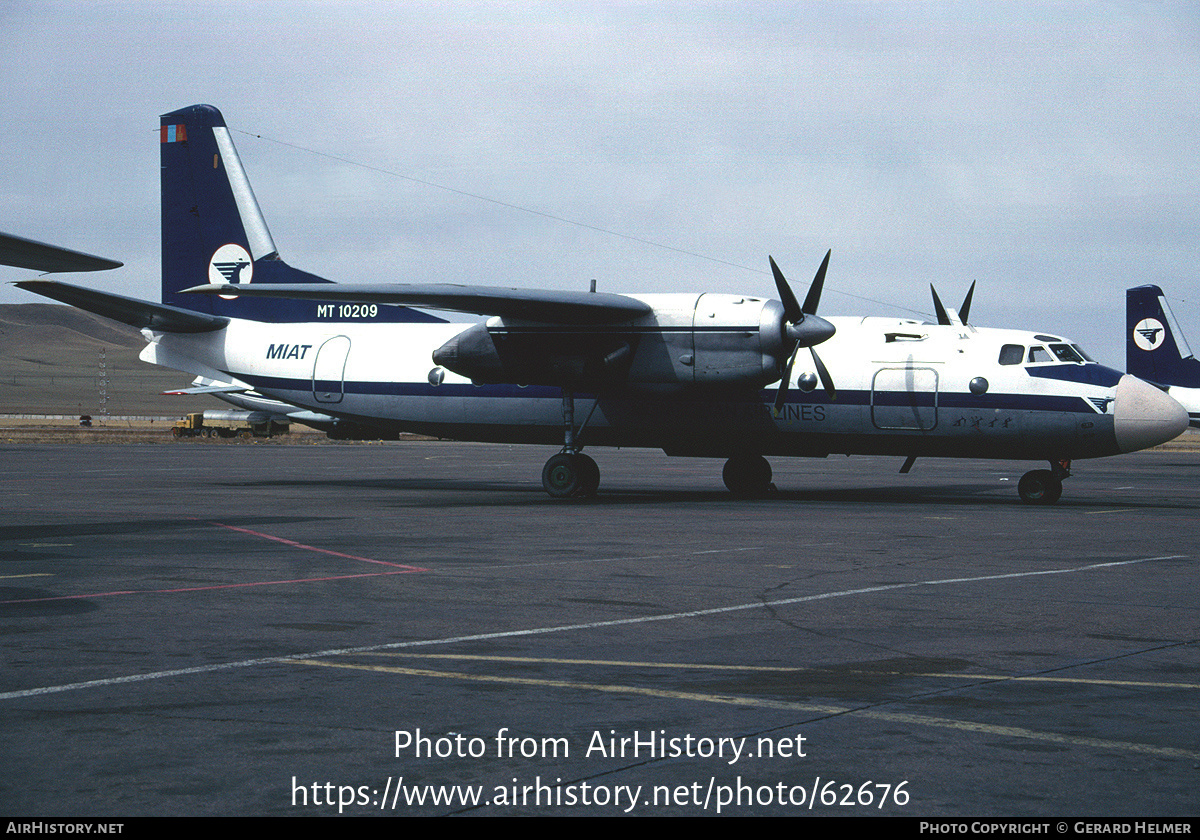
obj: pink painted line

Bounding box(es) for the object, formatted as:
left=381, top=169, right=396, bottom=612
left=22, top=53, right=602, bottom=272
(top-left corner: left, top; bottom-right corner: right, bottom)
left=207, top=521, right=428, bottom=571
left=0, top=522, right=428, bottom=604
left=0, top=570, right=418, bottom=604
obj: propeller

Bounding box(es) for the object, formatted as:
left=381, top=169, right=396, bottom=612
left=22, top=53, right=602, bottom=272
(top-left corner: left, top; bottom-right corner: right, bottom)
left=770, top=251, right=837, bottom=416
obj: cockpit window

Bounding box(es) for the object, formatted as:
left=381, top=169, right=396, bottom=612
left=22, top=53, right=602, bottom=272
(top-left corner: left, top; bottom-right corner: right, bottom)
left=1050, top=343, right=1085, bottom=363
left=1027, top=346, right=1052, bottom=364
left=1072, top=344, right=1095, bottom=362
left=999, top=344, right=1024, bottom=365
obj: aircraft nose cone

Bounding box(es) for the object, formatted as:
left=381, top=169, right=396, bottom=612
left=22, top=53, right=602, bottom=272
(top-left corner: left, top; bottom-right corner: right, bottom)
left=1113, top=374, right=1188, bottom=453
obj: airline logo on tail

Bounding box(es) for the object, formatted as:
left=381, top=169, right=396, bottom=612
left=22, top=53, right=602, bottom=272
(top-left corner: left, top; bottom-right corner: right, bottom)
left=1133, top=318, right=1165, bottom=351
left=209, top=243, right=253, bottom=300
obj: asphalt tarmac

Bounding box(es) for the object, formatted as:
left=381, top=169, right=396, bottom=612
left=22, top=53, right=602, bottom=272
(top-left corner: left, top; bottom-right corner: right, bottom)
left=1, top=441, right=1196, bottom=817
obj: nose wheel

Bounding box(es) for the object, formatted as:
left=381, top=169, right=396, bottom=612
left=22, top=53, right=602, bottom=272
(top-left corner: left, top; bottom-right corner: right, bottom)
left=1018, top=459, right=1070, bottom=505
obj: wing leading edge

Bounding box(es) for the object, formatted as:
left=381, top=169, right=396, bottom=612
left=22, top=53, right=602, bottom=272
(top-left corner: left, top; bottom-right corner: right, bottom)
left=15, top=279, right=227, bottom=333
left=182, top=282, right=652, bottom=324
left=0, top=231, right=123, bottom=274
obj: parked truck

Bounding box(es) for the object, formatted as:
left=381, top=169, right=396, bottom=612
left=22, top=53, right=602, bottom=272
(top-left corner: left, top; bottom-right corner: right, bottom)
left=171, top=410, right=289, bottom=439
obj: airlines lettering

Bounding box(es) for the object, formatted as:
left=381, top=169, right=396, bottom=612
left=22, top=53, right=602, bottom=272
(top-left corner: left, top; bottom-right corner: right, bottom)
left=266, top=343, right=312, bottom=360
left=705, top=404, right=827, bottom=422
left=777, top=404, right=826, bottom=422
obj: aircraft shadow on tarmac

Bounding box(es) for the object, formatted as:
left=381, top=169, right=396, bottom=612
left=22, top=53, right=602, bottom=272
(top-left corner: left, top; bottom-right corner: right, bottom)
left=204, top=475, right=1192, bottom=509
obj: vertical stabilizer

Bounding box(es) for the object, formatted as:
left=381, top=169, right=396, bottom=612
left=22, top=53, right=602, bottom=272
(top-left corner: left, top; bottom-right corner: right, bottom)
left=158, top=104, right=441, bottom=324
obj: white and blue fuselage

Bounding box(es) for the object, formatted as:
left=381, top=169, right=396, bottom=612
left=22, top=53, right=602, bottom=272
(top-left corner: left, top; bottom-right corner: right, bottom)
left=142, top=297, right=1180, bottom=463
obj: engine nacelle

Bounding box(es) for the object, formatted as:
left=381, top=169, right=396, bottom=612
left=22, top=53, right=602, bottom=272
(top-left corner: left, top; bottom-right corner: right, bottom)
left=432, top=293, right=792, bottom=391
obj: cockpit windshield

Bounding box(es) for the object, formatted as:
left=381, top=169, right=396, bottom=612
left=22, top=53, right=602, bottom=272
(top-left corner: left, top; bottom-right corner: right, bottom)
left=998, top=342, right=1096, bottom=366
left=1049, top=343, right=1085, bottom=363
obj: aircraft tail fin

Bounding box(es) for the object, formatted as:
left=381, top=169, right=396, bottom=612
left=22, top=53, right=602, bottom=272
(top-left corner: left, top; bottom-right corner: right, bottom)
left=1126, top=284, right=1200, bottom=388
left=160, top=104, right=441, bottom=324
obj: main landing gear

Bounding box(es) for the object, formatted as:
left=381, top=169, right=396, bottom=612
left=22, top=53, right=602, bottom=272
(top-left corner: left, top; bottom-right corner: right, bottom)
left=542, top=452, right=600, bottom=498
left=541, top=389, right=601, bottom=498
left=722, top=454, right=773, bottom=497
left=1018, top=459, right=1071, bottom=505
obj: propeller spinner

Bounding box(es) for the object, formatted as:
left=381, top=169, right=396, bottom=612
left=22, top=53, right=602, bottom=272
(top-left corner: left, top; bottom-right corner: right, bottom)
left=770, top=251, right=837, bottom=416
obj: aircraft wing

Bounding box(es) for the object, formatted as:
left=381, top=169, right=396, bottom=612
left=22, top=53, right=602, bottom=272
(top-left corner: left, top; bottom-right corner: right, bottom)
left=15, top=279, right=227, bottom=333
left=0, top=232, right=123, bottom=273
left=182, top=282, right=652, bottom=324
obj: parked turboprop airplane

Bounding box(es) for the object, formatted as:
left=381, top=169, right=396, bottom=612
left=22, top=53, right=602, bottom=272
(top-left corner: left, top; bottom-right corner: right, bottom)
left=1127, top=284, right=1200, bottom=428
left=14, top=105, right=1188, bottom=502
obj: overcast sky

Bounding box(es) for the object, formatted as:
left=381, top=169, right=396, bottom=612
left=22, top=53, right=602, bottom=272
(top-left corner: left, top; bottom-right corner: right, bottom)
left=2, top=1, right=1198, bottom=364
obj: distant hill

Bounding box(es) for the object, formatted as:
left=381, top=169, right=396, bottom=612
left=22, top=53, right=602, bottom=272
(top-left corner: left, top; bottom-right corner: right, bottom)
left=0, top=303, right=206, bottom=416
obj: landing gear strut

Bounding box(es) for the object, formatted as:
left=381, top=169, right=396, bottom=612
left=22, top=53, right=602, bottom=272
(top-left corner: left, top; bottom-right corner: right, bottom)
left=1018, top=458, right=1070, bottom=505
left=723, top=454, right=773, bottom=497
left=541, top=389, right=600, bottom=498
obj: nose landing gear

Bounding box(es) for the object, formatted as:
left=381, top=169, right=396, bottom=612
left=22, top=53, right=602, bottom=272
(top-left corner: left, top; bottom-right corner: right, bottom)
left=1018, top=459, right=1071, bottom=505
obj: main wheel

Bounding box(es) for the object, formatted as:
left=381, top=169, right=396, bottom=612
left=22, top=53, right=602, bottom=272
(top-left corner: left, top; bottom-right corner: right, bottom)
left=1018, top=469, right=1062, bottom=505
left=723, top=455, right=772, bottom=497
left=575, top=453, right=600, bottom=497
left=543, top=453, right=601, bottom=498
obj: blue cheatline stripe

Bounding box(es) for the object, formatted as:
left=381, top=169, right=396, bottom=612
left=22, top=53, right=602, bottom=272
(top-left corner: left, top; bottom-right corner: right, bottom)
left=1025, top=364, right=1123, bottom=388
left=491, top=325, right=761, bottom=335
left=228, top=371, right=1099, bottom=415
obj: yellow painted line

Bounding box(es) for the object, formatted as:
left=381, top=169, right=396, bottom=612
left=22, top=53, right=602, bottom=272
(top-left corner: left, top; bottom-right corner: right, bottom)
left=1084, top=510, right=1136, bottom=515
left=289, top=658, right=1199, bottom=760
left=366, top=653, right=1200, bottom=691
left=915, top=672, right=1200, bottom=690
left=0, top=573, right=54, bottom=580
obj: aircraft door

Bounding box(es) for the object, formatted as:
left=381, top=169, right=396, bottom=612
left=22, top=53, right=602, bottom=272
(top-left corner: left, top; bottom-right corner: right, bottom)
left=313, top=335, right=350, bottom=404
left=871, top=367, right=938, bottom=430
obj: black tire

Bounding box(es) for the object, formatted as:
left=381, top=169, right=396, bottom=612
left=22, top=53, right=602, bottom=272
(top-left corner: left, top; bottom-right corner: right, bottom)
left=575, top=454, right=600, bottom=497
left=723, top=455, right=772, bottom=497
left=1018, top=469, right=1062, bottom=505
left=542, top=454, right=582, bottom=498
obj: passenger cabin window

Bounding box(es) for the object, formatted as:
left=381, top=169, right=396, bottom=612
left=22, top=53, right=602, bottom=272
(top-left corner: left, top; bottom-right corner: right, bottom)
left=1027, top=346, right=1052, bottom=364
left=998, top=344, right=1024, bottom=365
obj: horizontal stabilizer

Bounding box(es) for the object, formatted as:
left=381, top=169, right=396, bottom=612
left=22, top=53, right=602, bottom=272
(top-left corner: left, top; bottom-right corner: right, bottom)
left=14, top=279, right=227, bottom=333
left=183, top=282, right=652, bottom=324
left=0, top=231, right=122, bottom=273
left=162, top=383, right=247, bottom=396
left=285, top=410, right=339, bottom=425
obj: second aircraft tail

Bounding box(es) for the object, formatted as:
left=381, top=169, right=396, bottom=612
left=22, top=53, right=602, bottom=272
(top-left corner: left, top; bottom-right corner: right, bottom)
left=1126, top=284, right=1200, bottom=389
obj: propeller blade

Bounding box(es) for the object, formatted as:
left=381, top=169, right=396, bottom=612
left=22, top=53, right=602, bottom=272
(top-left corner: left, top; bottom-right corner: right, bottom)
left=810, top=347, right=837, bottom=400
left=801, top=249, right=831, bottom=315
left=959, top=280, right=976, bottom=325
left=769, top=255, right=803, bottom=323
left=769, top=251, right=837, bottom=411
left=773, top=347, right=800, bottom=416
left=930, top=285, right=950, bottom=326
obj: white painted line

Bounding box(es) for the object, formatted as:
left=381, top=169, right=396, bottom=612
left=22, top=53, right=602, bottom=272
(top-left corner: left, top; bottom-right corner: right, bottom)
left=0, top=553, right=1187, bottom=702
